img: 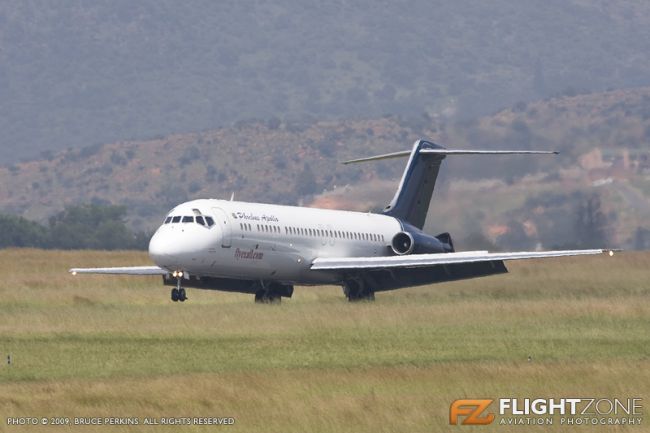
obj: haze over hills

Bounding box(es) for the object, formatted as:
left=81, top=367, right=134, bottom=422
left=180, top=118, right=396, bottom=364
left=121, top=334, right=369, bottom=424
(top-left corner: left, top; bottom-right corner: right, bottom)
left=1, top=88, right=648, bottom=250
left=2, top=1, right=650, bottom=163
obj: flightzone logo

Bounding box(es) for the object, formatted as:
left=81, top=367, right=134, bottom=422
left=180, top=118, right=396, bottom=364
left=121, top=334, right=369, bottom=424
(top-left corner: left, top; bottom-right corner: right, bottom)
left=450, top=398, right=643, bottom=426
left=450, top=399, right=495, bottom=425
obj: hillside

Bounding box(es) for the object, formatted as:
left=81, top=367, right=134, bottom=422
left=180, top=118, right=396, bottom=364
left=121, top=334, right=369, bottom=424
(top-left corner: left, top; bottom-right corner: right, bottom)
left=2, top=1, right=650, bottom=163
left=0, top=88, right=649, bottom=250
left=0, top=116, right=430, bottom=228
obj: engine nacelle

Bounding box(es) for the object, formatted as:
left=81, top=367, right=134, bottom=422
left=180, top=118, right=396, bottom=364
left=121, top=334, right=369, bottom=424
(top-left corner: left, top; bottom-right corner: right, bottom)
left=391, top=231, right=415, bottom=255
left=390, top=228, right=454, bottom=255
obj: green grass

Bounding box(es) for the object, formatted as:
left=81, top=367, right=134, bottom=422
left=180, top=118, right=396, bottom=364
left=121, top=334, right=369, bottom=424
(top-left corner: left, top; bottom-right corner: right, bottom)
left=0, top=249, right=648, bottom=432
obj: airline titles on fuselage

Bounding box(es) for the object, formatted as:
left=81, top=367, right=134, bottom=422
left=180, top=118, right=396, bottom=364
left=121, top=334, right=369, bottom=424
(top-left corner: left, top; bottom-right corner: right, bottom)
left=232, top=211, right=279, bottom=223
left=234, top=248, right=264, bottom=260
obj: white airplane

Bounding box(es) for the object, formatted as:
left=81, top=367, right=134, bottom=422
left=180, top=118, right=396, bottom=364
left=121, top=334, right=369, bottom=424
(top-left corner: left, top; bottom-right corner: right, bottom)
left=70, top=140, right=610, bottom=303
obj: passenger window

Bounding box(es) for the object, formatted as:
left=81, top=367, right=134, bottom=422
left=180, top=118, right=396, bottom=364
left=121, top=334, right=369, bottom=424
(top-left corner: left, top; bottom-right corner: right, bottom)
left=182, top=216, right=194, bottom=223
left=205, top=216, right=215, bottom=227
left=172, top=216, right=181, bottom=223
left=164, top=217, right=172, bottom=224
left=196, top=216, right=206, bottom=226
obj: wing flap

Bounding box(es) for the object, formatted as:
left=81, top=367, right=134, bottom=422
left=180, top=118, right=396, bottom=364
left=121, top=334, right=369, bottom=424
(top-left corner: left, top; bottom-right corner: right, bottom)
left=311, top=249, right=605, bottom=271
left=69, top=266, right=168, bottom=276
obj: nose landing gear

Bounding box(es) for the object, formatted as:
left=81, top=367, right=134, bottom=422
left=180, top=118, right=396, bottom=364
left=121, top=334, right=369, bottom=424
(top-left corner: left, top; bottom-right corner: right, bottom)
left=171, top=287, right=187, bottom=302
left=171, top=271, right=188, bottom=302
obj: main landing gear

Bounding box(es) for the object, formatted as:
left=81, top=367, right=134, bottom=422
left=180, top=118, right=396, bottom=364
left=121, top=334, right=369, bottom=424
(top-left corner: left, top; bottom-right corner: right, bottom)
left=253, top=282, right=294, bottom=304
left=254, top=290, right=281, bottom=304
left=343, top=279, right=375, bottom=302
left=171, top=270, right=187, bottom=302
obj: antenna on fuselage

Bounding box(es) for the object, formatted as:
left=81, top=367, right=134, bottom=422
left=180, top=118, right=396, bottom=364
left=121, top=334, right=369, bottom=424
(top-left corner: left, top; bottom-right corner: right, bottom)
left=230, top=192, right=235, bottom=201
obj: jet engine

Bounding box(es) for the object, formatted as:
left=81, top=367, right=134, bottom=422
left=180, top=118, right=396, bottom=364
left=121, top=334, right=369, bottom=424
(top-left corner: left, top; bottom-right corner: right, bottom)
left=390, top=228, right=454, bottom=255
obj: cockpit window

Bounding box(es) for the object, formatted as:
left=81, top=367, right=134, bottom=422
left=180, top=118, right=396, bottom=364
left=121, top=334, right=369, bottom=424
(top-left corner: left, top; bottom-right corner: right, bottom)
left=196, top=216, right=206, bottom=226
left=164, top=217, right=172, bottom=224
left=205, top=216, right=215, bottom=227
left=172, top=216, right=181, bottom=223
left=182, top=216, right=194, bottom=223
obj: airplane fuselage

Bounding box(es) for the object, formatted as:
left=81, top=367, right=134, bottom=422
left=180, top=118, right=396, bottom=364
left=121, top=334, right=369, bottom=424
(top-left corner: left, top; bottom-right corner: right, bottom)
left=149, top=199, right=404, bottom=285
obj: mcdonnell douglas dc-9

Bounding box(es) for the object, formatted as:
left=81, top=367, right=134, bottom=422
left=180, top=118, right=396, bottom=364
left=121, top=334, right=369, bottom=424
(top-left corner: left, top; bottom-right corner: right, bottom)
left=70, top=140, right=610, bottom=303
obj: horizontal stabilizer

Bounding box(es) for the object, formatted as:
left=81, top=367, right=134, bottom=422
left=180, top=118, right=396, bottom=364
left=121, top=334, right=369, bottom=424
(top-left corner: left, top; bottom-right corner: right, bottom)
left=342, top=148, right=557, bottom=164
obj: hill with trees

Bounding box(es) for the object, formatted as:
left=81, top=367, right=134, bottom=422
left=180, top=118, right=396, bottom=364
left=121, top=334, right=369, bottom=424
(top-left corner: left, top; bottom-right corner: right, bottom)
left=0, top=87, right=648, bottom=250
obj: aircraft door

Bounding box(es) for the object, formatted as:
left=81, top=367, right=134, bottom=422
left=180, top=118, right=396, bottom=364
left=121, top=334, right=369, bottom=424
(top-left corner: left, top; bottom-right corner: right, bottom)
left=212, top=207, right=232, bottom=248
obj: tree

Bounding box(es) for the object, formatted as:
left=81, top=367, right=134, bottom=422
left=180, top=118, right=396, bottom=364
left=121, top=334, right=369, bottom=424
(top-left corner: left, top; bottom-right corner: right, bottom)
left=295, top=164, right=318, bottom=196
left=633, top=227, right=649, bottom=250
left=48, top=204, right=142, bottom=250
left=0, top=215, right=49, bottom=248
left=574, top=194, right=609, bottom=248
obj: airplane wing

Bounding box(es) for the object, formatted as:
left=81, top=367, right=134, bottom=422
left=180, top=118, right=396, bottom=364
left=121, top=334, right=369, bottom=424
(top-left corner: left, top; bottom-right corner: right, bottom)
left=311, top=249, right=607, bottom=270
left=69, top=266, right=169, bottom=276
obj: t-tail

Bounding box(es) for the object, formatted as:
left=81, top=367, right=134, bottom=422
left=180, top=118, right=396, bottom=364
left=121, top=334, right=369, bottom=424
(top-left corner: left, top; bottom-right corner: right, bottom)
left=343, top=139, right=558, bottom=230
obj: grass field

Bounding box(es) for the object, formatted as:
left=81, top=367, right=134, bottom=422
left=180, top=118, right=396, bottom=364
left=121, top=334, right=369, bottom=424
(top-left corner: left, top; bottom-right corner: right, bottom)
left=0, top=249, right=648, bottom=432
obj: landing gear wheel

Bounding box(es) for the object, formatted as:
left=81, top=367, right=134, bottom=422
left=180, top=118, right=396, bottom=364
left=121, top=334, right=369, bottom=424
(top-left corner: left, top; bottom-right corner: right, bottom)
left=178, top=288, right=187, bottom=302
left=255, top=290, right=266, bottom=304
left=171, top=288, right=179, bottom=302
left=344, top=280, right=375, bottom=302
left=254, top=290, right=281, bottom=304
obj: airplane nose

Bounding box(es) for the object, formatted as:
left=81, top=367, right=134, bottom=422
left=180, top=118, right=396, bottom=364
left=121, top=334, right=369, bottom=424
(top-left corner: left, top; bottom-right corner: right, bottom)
left=148, top=230, right=174, bottom=265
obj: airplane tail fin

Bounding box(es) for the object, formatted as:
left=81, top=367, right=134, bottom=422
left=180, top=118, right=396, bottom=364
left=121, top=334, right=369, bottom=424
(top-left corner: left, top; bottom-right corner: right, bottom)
left=343, top=140, right=557, bottom=229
